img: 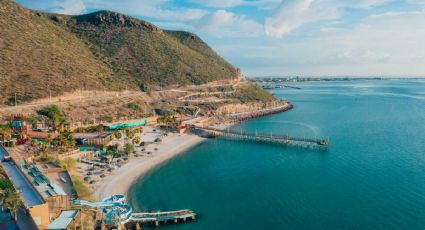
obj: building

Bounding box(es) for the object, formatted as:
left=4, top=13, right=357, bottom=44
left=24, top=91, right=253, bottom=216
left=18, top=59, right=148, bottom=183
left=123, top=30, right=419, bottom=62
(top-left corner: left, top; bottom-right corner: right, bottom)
left=20, top=161, right=72, bottom=222
left=9, top=120, right=28, bottom=134
left=1, top=147, right=46, bottom=229
left=74, top=132, right=112, bottom=146
left=104, top=120, right=149, bottom=131
left=0, top=146, right=73, bottom=229
left=46, top=210, right=79, bottom=230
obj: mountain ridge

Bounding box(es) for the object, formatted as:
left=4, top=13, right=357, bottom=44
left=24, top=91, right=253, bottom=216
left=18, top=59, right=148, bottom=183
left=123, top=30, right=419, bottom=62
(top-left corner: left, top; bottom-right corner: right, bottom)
left=0, top=0, right=238, bottom=105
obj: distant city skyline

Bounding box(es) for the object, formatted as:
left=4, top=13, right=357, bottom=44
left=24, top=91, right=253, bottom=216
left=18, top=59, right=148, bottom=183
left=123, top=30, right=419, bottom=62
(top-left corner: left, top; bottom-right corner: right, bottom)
left=15, top=0, right=425, bottom=77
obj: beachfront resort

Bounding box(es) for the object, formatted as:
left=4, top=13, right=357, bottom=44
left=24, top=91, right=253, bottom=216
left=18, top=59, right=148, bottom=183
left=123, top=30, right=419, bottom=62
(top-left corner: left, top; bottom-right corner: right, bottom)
left=0, top=106, right=204, bottom=229
left=0, top=92, right=293, bottom=230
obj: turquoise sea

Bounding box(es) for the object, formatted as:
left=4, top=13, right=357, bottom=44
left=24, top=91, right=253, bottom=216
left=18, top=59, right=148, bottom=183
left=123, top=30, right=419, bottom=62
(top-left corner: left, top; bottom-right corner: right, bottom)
left=129, top=79, right=425, bottom=229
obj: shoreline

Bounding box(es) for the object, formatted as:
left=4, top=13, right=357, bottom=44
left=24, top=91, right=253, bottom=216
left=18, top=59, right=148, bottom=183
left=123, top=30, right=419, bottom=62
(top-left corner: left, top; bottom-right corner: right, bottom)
left=91, top=103, right=292, bottom=202
left=92, top=133, right=206, bottom=201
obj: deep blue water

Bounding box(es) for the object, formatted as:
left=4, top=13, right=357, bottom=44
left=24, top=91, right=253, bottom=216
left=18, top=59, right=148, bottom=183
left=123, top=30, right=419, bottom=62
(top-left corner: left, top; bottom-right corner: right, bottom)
left=129, top=80, right=425, bottom=229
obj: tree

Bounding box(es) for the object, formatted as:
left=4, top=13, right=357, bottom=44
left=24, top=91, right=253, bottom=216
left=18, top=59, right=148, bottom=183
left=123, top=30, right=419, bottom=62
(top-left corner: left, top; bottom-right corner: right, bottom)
left=0, top=125, right=12, bottom=146
left=3, top=189, right=23, bottom=221
left=38, top=105, right=65, bottom=130
left=132, top=137, right=141, bottom=145
left=133, top=127, right=143, bottom=134
left=30, top=139, right=38, bottom=147
left=124, top=128, right=135, bottom=139
left=0, top=189, right=5, bottom=207
left=157, top=113, right=178, bottom=131
left=113, top=131, right=122, bottom=139
left=95, top=125, right=104, bottom=132
left=53, top=129, right=75, bottom=152
left=106, top=145, right=118, bottom=157
left=41, top=134, right=53, bottom=153
left=27, top=116, right=39, bottom=129
left=124, top=143, right=134, bottom=155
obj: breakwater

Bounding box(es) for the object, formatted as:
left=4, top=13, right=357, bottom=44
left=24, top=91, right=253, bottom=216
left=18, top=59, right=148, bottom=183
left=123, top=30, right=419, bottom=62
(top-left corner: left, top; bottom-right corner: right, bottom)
left=228, top=103, right=293, bottom=122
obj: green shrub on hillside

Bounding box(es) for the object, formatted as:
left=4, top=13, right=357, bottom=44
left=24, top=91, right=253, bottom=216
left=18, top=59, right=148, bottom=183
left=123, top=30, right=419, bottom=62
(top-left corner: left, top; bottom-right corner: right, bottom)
left=127, top=103, right=141, bottom=111
left=233, top=84, right=275, bottom=103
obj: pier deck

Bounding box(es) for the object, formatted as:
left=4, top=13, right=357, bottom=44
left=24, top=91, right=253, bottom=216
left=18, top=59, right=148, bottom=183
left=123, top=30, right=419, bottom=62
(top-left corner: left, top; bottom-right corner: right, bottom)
left=191, top=126, right=329, bottom=148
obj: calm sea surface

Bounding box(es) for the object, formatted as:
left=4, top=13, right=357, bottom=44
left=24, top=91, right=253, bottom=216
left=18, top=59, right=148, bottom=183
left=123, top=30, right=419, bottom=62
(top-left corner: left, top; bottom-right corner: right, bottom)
left=129, top=80, right=425, bottom=229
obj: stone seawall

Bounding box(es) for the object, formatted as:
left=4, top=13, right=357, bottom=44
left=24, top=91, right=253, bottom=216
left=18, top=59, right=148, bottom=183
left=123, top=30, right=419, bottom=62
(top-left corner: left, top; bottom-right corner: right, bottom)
left=228, top=103, right=293, bottom=122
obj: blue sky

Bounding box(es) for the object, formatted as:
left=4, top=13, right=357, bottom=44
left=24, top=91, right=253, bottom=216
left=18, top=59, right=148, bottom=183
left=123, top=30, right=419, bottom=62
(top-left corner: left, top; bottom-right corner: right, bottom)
left=15, top=0, right=425, bottom=77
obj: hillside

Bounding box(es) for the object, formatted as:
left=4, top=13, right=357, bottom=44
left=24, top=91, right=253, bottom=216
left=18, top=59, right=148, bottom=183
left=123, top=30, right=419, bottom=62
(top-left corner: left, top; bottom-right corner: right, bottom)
left=0, top=0, right=125, bottom=105
left=0, top=0, right=238, bottom=105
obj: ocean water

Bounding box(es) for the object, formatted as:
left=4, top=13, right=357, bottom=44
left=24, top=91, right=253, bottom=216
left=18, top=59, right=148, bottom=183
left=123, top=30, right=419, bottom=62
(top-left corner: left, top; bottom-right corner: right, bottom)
left=129, top=79, right=425, bottom=229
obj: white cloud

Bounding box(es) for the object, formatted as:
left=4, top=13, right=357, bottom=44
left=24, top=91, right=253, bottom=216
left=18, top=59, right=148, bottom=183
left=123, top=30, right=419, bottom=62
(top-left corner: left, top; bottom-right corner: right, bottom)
left=196, top=10, right=263, bottom=37
left=190, top=0, right=246, bottom=8
left=264, top=0, right=390, bottom=38
left=265, top=0, right=331, bottom=37
left=253, top=8, right=425, bottom=76
left=84, top=0, right=207, bottom=22
left=55, top=0, right=86, bottom=15
left=25, top=0, right=86, bottom=15
left=405, top=0, right=425, bottom=5
left=189, top=0, right=281, bottom=9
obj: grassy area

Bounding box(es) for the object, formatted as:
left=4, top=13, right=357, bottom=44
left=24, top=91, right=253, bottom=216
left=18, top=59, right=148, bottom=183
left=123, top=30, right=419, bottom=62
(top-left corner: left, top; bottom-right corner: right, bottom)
left=233, top=84, right=275, bottom=103
left=127, top=102, right=141, bottom=111
left=70, top=174, right=93, bottom=201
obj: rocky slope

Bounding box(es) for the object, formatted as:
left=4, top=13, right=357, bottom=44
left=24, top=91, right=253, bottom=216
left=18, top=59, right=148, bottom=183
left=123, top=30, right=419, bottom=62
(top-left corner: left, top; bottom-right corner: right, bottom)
left=0, top=0, right=238, bottom=105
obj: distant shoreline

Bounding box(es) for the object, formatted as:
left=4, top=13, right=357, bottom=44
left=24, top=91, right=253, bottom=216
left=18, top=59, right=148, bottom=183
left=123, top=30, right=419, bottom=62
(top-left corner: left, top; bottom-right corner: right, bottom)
left=248, top=77, right=425, bottom=83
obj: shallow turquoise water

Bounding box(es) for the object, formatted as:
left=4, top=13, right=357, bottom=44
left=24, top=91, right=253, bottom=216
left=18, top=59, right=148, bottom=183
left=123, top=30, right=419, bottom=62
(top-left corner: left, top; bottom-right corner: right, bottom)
left=129, top=80, right=425, bottom=229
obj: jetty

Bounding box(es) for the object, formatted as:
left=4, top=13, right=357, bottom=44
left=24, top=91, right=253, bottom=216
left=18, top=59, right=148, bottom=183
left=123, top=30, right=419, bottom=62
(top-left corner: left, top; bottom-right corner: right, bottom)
left=190, top=126, right=329, bottom=148
left=228, top=103, right=293, bottom=122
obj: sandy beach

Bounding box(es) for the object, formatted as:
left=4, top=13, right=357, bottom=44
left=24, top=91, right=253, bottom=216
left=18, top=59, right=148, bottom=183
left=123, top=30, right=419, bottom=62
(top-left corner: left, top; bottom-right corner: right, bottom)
left=92, top=130, right=205, bottom=200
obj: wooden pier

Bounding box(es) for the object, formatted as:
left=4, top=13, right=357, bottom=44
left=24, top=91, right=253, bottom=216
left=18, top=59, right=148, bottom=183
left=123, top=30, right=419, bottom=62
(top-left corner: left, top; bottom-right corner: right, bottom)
left=190, top=126, right=329, bottom=148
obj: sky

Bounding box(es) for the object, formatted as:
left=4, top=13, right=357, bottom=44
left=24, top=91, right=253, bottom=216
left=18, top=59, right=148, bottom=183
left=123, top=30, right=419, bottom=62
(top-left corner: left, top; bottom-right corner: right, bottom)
left=14, top=0, right=425, bottom=77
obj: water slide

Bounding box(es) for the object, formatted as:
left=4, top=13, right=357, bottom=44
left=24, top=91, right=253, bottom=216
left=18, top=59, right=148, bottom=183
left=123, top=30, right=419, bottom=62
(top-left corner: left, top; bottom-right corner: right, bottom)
left=73, top=194, right=196, bottom=225
left=72, top=194, right=126, bottom=208
left=72, top=199, right=119, bottom=208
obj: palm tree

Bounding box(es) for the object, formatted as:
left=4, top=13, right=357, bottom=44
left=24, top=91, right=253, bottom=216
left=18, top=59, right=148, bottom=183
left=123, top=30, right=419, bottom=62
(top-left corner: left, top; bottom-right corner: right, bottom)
left=3, top=189, right=23, bottom=221
left=0, top=126, right=12, bottom=146
left=0, top=189, right=6, bottom=206
left=157, top=114, right=178, bottom=132
left=113, top=131, right=122, bottom=139
left=132, top=137, right=141, bottom=145
left=124, top=143, right=134, bottom=155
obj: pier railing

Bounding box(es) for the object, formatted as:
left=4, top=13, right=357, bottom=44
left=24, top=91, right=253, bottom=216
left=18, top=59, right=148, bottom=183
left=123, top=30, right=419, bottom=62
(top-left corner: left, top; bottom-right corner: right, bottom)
left=190, top=126, right=329, bottom=148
